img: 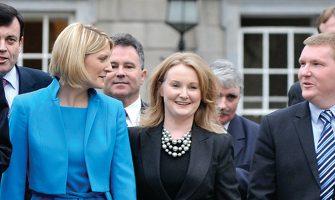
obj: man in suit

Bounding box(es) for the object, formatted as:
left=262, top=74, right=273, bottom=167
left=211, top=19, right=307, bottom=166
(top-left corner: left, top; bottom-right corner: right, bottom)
left=0, top=3, right=52, bottom=108
left=104, top=33, right=147, bottom=127
left=248, top=32, right=335, bottom=199
left=0, top=84, right=10, bottom=175
left=287, top=5, right=335, bottom=106
left=209, top=59, right=259, bottom=200
left=0, top=3, right=52, bottom=199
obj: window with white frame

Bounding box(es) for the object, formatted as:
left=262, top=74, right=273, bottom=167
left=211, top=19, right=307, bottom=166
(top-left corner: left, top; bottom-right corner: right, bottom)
left=238, top=18, right=317, bottom=122
left=18, top=14, right=69, bottom=72
left=7, top=0, right=96, bottom=73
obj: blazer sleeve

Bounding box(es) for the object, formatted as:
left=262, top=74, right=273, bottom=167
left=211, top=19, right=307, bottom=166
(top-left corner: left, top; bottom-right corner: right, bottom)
left=0, top=97, right=28, bottom=199
left=216, top=133, right=241, bottom=200
left=110, top=104, right=136, bottom=200
left=247, top=115, right=276, bottom=200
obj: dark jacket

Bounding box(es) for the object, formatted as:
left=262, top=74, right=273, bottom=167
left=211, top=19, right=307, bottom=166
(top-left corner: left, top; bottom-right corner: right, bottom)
left=227, top=115, right=259, bottom=199
left=248, top=101, right=320, bottom=200
left=0, top=84, right=10, bottom=175
left=129, top=123, right=241, bottom=200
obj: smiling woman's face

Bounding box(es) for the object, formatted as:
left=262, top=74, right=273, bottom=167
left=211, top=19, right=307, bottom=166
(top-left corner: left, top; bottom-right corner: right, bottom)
left=160, top=64, right=201, bottom=121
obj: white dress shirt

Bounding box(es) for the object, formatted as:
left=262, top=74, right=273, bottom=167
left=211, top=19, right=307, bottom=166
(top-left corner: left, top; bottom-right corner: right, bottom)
left=124, top=96, right=142, bottom=127
left=3, top=67, right=19, bottom=108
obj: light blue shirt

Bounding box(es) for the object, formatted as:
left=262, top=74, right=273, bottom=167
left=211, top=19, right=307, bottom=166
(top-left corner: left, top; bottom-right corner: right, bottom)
left=309, top=103, right=335, bottom=152
left=3, top=66, right=19, bottom=108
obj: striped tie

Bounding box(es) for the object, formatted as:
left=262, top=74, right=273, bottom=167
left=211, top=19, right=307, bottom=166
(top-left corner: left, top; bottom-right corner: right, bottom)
left=317, top=110, right=335, bottom=200
left=2, top=78, right=7, bottom=87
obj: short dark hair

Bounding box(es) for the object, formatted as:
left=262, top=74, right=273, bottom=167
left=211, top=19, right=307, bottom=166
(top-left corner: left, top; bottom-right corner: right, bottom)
left=111, top=33, right=145, bottom=69
left=0, top=3, right=25, bottom=38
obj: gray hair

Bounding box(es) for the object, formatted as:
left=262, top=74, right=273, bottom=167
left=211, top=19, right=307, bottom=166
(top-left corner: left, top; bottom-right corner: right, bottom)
left=209, top=59, right=243, bottom=93
left=111, top=33, right=145, bottom=69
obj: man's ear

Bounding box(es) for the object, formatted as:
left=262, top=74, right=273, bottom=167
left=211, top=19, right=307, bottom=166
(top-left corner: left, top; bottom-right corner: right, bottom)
left=19, top=36, right=24, bottom=53
left=140, top=68, right=148, bottom=84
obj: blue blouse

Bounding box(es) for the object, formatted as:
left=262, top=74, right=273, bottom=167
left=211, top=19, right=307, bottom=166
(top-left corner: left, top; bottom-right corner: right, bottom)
left=62, top=106, right=89, bottom=194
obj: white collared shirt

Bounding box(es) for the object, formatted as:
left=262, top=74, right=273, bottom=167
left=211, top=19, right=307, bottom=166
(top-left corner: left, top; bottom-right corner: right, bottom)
left=3, top=67, right=19, bottom=108
left=224, top=121, right=230, bottom=130
left=124, top=96, right=142, bottom=127
left=309, top=103, right=335, bottom=152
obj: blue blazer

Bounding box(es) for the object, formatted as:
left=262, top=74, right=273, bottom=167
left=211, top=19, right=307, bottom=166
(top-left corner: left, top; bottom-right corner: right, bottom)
left=0, top=79, right=136, bottom=200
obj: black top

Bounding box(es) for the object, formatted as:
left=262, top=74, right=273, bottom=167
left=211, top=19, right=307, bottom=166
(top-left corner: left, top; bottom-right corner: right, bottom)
left=160, top=146, right=190, bottom=199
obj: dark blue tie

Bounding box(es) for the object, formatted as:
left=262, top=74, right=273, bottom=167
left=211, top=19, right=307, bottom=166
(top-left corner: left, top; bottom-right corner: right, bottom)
left=317, top=110, right=335, bottom=200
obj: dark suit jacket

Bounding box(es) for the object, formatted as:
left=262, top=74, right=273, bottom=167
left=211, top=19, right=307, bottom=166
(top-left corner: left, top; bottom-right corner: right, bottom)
left=0, top=84, right=11, bottom=175
left=16, top=66, right=52, bottom=95
left=287, top=81, right=304, bottom=106
left=248, top=101, right=320, bottom=200
left=128, top=123, right=241, bottom=200
left=228, top=115, right=259, bottom=199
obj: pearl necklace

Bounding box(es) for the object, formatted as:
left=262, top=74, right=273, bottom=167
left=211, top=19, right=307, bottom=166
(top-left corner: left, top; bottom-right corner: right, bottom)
left=161, top=127, right=192, bottom=158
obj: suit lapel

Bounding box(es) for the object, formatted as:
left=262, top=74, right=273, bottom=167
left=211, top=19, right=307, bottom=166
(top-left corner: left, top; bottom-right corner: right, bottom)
left=227, top=116, right=244, bottom=158
left=36, top=80, right=67, bottom=155
left=294, top=102, right=320, bottom=186
left=84, top=91, right=99, bottom=147
left=175, top=125, right=212, bottom=200
left=141, top=125, right=171, bottom=200
left=16, top=66, right=36, bottom=94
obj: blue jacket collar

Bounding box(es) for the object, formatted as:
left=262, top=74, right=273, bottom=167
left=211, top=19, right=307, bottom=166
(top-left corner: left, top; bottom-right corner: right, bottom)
left=49, top=77, right=97, bottom=101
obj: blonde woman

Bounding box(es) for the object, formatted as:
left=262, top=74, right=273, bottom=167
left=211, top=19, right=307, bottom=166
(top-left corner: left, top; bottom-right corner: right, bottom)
left=129, top=52, right=240, bottom=200
left=0, top=23, right=136, bottom=200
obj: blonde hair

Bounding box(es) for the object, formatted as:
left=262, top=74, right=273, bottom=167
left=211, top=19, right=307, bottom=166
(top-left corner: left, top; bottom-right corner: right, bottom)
left=304, top=32, right=335, bottom=60
left=140, top=52, right=224, bottom=133
left=49, top=22, right=113, bottom=88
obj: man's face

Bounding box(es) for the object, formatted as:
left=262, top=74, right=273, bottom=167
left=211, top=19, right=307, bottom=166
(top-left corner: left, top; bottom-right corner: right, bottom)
left=298, top=44, right=335, bottom=108
left=103, top=45, right=147, bottom=106
left=0, top=18, right=22, bottom=75
left=319, top=15, right=335, bottom=33
left=216, top=86, right=241, bottom=125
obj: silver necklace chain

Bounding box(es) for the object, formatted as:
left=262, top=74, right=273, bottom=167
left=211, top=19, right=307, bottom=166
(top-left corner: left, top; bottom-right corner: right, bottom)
left=161, top=127, right=192, bottom=158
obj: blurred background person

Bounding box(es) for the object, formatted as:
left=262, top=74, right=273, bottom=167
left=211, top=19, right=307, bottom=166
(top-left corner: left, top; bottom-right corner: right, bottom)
left=104, top=33, right=147, bottom=127
left=210, top=59, right=259, bottom=200
left=288, top=5, right=335, bottom=106
left=0, top=23, right=136, bottom=200
left=128, top=52, right=240, bottom=200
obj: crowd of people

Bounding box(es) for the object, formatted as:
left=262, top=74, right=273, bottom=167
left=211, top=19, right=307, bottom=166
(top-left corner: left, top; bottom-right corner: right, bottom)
left=1, top=2, right=335, bottom=200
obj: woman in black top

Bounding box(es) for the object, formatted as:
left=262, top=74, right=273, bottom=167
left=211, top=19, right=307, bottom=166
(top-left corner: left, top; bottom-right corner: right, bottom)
left=129, top=52, right=240, bottom=200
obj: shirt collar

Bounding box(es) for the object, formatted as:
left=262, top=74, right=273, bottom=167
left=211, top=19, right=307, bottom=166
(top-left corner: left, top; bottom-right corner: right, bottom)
left=3, top=66, right=18, bottom=90
left=125, top=96, right=142, bottom=125
left=309, top=102, right=335, bottom=123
